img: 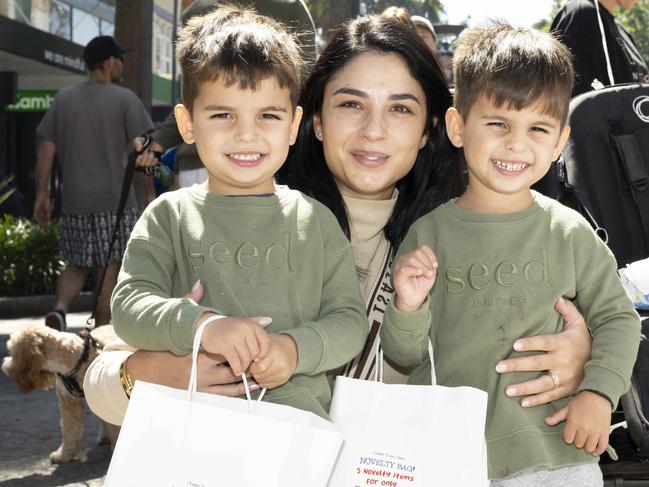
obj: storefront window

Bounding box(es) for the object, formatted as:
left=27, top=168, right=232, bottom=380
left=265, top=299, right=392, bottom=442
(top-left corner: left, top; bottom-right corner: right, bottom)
left=49, top=0, right=71, bottom=40
left=72, top=7, right=100, bottom=45
left=100, top=19, right=114, bottom=36
left=154, top=17, right=173, bottom=78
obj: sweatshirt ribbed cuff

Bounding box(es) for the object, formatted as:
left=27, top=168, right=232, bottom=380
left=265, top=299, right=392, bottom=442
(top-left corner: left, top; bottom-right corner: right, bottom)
left=578, top=362, right=630, bottom=408
left=281, top=325, right=324, bottom=375
left=384, top=298, right=431, bottom=335
left=166, top=302, right=221, bottom=355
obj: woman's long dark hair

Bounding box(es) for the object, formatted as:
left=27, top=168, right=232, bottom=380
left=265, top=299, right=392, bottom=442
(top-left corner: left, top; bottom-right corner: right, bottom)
left=277, top=15, right=463, bottom=250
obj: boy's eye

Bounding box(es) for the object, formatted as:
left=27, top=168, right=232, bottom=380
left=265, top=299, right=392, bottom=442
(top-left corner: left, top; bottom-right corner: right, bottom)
left=487, top=122, right=506, bottom=128
left=531, top=126, right=549, bottom=134
left=391, top=104, right=413, bottom=114
left=209, top=112, right=231, bottom=120
left=261, top=113, right=282, bottom=120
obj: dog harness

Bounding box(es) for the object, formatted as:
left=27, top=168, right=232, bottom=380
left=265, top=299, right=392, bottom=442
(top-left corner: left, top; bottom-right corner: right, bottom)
left=57, top=332, right=99, bottom=398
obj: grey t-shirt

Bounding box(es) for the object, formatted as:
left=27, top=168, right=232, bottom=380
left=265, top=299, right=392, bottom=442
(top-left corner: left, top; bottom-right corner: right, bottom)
left=37, top=82, right=153, bottom=214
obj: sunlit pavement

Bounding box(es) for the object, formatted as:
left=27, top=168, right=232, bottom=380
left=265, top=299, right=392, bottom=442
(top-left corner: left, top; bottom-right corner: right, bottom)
left=0, top=313, right=110, bottom=486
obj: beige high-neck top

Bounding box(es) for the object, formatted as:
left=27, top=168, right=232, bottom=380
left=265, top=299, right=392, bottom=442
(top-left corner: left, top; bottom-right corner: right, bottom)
left=343, top=190, right=397, bottom=300
left=343, top=189, right=410, bottom=384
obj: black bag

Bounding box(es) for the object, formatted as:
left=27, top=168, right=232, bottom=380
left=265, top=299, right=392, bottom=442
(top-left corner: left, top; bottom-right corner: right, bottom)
left=549, top=83, right=649, bottom=267
left=620, top=314, right=649, bottom=457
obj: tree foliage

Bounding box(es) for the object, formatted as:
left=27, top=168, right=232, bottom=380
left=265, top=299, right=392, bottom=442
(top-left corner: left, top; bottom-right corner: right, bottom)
left=533, top=0, right=563, bottom=31
left=617, top=0, right=649, bottom=65
left=304, top=0, right=445, bottom=42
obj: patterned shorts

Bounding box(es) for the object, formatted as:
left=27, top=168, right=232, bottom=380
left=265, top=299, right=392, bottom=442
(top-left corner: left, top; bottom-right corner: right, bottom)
left=59, top=208, right=140, bottom=268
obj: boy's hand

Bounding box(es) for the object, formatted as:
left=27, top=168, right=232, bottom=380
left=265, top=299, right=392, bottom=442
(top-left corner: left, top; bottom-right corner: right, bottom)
left=198, top=315, right=271, bottom=376
left=551, top=391, right=612, bottom=455
left=249, top=334, right=298, bottom=389
left=393, top=245, right=438, bottom=312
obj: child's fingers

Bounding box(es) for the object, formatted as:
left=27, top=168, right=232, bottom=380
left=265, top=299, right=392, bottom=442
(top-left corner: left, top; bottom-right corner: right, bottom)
left=573, top=429, right=587, bottom=449
left=594, top=434, right=609, bottom=456
left=242, top=331, right=259, bottom=360
left=254, top=327, right=271, bottom=361
left=584, top=432, right=599, bottom=453
left=544, top=405, right=569, bottom=425
left=225, top=350, right=243, bottom=376
left=418, top=245, right=439, bottom=270
left=408, top=250, right=437, bottom=275
left=563, top=421, right=576, bottom=445
left=396, top=264, right=429, bottom=280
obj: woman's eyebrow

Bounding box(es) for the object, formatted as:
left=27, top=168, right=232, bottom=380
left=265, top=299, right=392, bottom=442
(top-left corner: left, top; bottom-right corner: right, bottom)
left=331, top=87, right=367, bottom=98
left=389, top=93, right=421, bottom=105
left=331, top=87, right=421, bottom=105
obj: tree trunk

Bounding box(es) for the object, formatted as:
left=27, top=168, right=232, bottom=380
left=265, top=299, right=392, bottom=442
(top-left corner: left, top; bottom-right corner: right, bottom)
left=114, top=0, right=153, bottom=112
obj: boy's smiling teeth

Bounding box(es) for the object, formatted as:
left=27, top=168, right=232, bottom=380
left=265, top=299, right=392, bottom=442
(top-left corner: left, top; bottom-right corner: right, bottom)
left=230, top=153, right=262, bottom=161
left=493, top=159, right=529, bottom=171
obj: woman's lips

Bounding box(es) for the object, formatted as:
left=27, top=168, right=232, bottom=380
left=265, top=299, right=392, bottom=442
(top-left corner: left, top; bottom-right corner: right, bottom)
left=351, top=150, right=389, bottom=168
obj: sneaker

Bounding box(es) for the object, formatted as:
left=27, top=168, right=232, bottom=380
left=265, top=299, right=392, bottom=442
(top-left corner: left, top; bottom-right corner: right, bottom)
left=45, top=309, right=66, bottom=332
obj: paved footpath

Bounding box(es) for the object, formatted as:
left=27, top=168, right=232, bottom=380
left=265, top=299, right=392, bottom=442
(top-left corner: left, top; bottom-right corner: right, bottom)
left=0, top=313, right=109, bottom=486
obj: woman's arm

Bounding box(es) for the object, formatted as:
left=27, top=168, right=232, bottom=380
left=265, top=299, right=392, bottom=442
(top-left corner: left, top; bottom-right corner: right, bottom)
left=85, top=282, right=256, bottom=426
left=495, top=297, right=592, bottom=414
left=85, top=346, right=255, bottom=426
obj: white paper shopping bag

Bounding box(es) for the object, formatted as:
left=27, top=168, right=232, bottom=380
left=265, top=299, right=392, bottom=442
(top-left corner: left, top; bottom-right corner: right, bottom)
left=105, top=321, right=343, bottom=487
left=328, top=341, right=489, bottom=487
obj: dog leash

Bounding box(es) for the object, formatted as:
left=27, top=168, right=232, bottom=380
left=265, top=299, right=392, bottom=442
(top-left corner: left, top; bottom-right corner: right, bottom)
left=57, top=331, right=100, bottom=398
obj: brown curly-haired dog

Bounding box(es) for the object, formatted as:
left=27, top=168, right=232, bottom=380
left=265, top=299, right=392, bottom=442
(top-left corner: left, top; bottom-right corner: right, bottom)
left=2, top=324, right=119, bottom=463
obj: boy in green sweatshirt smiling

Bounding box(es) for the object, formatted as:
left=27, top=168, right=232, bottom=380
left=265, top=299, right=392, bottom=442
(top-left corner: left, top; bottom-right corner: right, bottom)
left=380, top=23, right=640, bottom=486
left=111, top=6, right=368, bottom=418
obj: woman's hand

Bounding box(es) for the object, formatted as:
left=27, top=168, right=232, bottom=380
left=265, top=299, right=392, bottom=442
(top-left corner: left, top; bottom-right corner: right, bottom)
left=126, top=348, right=259, bottom=395
left=495, top=297, right=592, bottom=415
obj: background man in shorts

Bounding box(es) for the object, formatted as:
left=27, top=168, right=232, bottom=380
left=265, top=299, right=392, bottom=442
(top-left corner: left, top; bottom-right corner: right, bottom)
left=33, top=35, right=153, bottom=329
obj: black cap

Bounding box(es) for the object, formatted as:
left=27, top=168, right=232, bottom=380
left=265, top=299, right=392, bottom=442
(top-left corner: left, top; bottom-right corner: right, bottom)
left=83, top=36, right=130, bottom=66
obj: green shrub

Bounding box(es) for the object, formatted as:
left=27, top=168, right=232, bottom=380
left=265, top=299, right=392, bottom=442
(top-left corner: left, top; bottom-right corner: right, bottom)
left=0, top=215, right=65, bottom=296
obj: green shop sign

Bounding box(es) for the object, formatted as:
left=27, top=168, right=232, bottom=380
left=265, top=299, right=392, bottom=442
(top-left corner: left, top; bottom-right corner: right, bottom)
left=5, top=91, right=57, bottom=112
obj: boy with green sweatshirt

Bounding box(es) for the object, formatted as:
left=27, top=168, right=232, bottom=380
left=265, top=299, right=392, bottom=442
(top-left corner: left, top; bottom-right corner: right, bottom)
left=111, top=6, right=367, bottom=418
left=380, top=23, right=640, bottom=486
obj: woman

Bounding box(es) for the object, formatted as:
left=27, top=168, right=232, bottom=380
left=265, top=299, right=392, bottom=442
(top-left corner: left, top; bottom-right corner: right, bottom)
left=85, top=15, right=591, bottom=425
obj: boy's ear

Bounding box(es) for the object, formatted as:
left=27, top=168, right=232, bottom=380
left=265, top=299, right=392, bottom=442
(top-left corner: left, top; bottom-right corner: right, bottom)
left=175, top=104, right=195, bottom=144
left=445, top=107, right=464, bottom=148
left=553, top=125, right=571, bottom=161
left=289, top=106, right=303, bottom=146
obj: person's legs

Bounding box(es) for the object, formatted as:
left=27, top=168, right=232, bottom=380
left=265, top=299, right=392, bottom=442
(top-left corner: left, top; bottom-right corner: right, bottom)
left=53, top=264, right=90, bottom=312
left=93, top=262, right=120, bottom=326
left=45, top=264, right=90, bottom=330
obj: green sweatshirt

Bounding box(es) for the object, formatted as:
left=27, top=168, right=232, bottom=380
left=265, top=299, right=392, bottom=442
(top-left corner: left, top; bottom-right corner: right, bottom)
left=112, top=185, right=368, bottom=418
left=380, top=193, right=640, bottom=479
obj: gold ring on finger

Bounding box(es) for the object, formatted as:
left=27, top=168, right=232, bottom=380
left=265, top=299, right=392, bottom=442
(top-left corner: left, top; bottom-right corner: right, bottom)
left=548, top=373, right=560, bottom=389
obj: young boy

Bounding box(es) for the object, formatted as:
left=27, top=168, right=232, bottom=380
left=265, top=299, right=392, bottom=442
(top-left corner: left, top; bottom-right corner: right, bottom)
left=111, top=6, right=368, bottom=418
left=380, top=23, right=640, bottom=485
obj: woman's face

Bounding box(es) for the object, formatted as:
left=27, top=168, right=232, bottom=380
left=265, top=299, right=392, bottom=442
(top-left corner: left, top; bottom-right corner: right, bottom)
left=314, top=51, right=428, bottom=200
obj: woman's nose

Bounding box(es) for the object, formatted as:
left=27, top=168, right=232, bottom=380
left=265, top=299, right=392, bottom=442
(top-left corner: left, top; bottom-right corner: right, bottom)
left=361, top=110, right=388, bottom=141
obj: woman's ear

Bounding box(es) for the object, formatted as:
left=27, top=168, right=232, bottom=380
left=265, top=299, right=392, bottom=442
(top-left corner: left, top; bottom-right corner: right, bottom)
left=418, top=133, right=428, bottom=150
left=175, top=104, right=195, bottom=144
left=313, top=113, right=323, bottom=141
left=445, top=107, right=464, bottom=149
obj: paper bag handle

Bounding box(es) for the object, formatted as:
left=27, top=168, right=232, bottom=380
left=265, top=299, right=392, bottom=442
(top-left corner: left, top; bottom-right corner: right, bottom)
left=188, top=316, right=267, bottom=410
left=374, top=336, right=437, bottom=386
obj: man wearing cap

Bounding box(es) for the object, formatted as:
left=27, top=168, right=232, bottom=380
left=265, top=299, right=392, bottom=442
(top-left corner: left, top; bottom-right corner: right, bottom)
left=411, top=15, right=437, bottom=53
left=34, top=35, right=153, bottom=330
